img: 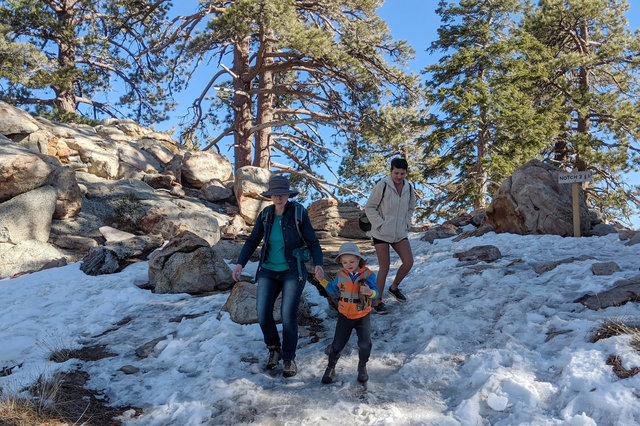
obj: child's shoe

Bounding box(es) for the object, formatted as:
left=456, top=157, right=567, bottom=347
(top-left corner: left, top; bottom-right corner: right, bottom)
left=373, top=301, right=388, bottom=314
left=321, top=366, right=335, bottom=384
left=357, top=362, right=368, bottom=383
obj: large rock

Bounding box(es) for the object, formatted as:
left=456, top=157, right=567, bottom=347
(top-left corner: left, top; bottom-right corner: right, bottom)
left=148, top=231, right=233, bottom=294
left=46, top=165, right=82, bottom=220
left=181, top=151, right=233, bottom=188
left=0, top=186, right=58, bottom=244
left=485, top=160, right=590, bottom=236
left=116, top=141, right=162, bottom=179
left=65, top=135, right=121, bottom=179
left=139, top=199, right=222, bottom=246
left=0, top=101, right=39, bottom=135
left=142, top=173, right=177, bottom=190
left=307, top=198, right=367, bottom=239
left=0, top=141, right=56, bottom=201
left=234, top=166, right=272, bottom=225
left=147, top=230, right=209, bottom=269
left=220, top=281, right=312, bottom=325
left=137, top=138, right=180, bottom=165
left=162, top=154, right=183, bottom=185
left=0, top=141, right=83, bottom=220
left=0, top=240, right=65, bottom=279
left=421, top=223, right=460, bottom=243
left=76, top=171, right=158, bottom=200
left=200, top=178, right=233, bottom=202
left=80, top=247, right=121, bottom=275
left=52, top=235, right=99, bottom=252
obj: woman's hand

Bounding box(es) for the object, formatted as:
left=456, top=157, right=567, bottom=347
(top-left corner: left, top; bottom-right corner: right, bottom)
left=232, top=264, right=243, bottom=282
left=314, top=265, right=324, bottom=282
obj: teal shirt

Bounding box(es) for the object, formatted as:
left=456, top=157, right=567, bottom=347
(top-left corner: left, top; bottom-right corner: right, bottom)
left=262, top=215, right=289, bottom=271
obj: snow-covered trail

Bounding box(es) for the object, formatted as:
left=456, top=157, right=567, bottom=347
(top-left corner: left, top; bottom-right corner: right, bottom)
left=3, top=232, right=640, bottom=425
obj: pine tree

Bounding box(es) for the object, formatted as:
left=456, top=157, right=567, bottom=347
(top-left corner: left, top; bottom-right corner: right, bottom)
left=162, top=0, right=419, bottom=198
left=337, top=103, right=428, bottom=206
left=423, top=0, right=557, bottom=219
left=0, top=0, right=173, bottom=124
left=523, top=0, right=640, bottom=222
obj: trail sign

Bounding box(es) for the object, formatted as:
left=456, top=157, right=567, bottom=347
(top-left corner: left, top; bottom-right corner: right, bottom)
left=558, top=171, right=593, bottom=184
left=558, top=170, right=593, bottom=237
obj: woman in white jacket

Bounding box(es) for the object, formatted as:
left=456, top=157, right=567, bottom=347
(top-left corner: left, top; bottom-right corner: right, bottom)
left=364, top=158, right=416, bottom=314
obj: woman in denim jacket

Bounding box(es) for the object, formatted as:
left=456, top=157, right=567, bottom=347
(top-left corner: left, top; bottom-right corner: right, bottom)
left=232, top=175, right=324, bottom=378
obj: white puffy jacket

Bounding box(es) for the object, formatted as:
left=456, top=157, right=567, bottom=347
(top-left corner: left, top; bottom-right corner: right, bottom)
left=364, top=176, right=416, bottom=244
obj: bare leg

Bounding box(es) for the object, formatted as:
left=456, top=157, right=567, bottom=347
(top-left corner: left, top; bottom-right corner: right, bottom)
left=374, top=243, right=390, bottom=305
left=389, top=239, right=413, bottom=290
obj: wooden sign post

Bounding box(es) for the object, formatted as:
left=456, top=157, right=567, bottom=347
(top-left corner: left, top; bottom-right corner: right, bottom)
left=558, top=171, right=593, bottom=237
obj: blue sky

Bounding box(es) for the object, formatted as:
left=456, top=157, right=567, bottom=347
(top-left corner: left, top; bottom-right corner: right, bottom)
left=161, top=1, right=640, bottom=227
left=379, top=0, right=640, bottom=70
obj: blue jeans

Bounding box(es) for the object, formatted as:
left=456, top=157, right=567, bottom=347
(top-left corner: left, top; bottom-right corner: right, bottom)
left=256, top=267, right=305, bottom=361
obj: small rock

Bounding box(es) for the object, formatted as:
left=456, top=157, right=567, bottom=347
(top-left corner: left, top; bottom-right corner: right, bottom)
left=453, top=245, right=501, bottom=263
left=592, top=262, right=622, bottom=276
left=119, top=365, right=140, bottom=374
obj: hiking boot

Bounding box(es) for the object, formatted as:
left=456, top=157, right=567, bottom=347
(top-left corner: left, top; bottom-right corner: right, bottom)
left=266, top=346, right=281, bottom=370
left=388, top=287, right=407, bottom=302
left=373, top=301, right=388, bottom=314
left=321, top=366, right=335, bottom=384
left=283, top=360, right=297, bottom=378
left=357, top=362, right=368, bottom=383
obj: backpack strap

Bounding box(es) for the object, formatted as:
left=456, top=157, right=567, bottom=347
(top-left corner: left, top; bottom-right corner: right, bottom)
left=378, top=181, right=387, bottom=209
left=293, top=202, right=304, bottom=240
left=262, top=205, right=274, bottom=229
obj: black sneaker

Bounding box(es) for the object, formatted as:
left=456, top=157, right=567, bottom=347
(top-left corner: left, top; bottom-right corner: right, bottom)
left=321, top=366, right=335, bottom=384
left=283, top=360, right=297, bottom=378
left=373, top=301, right=388, bottom=314
left=266, top=347, right=281, bottom=370
left=388, top=287, right=407, bottom=302
left=357, top=363, right=368, bottom=383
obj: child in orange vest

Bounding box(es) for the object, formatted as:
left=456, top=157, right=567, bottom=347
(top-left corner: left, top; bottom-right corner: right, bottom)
left=319, top=242, right=378, bottom=384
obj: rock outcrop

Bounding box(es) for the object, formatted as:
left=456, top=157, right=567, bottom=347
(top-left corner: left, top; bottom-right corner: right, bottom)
left=308, top=198, right=368, bottom=239
left=485, top=159, right=590, bottom=236
left=148, top=231, right=234, bottom=294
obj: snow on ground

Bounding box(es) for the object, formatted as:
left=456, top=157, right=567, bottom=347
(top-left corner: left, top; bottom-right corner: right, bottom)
left=2, top=230, right=640, bottom=425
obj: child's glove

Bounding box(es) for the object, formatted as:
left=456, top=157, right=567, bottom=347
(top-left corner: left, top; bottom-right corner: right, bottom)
left=357, top=280, right=373, bottom=311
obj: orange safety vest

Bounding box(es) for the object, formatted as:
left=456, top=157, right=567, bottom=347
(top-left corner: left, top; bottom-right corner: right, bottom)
left=334, top=268, right=375, bottom=319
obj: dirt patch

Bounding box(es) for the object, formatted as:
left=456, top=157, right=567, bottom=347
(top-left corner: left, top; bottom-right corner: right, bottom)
left=50, top=344, right=117, bottom=363
left=32, top=370, right=141, bottom=425
left=607, top=355, right=640, bottom=379
left=0, top=370, right=141, bottom=425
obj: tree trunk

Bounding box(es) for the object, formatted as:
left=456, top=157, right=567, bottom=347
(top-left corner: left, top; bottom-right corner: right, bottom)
left=254, top=29, right=274, bottom=169
left=475, top=63, right=489, bottom=210
left=233, top=37, right=253, bottom=172
left=575, top=23, right=590, bottom=172
left=553, top=133, right=570, bottom=165
left=475, top=115, right=489, bottom=210
left=52, top=0, right=77, bottom=114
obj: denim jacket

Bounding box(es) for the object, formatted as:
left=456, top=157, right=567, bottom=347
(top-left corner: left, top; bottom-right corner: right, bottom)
left=236, top=201, right=323, bottom=279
